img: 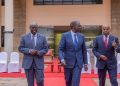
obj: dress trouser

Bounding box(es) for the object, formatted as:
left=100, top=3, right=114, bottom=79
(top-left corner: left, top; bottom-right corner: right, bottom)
left=25, top=61, right=44, bottom=86
left=64, top=62, right=82, bottom=86
left=98, top=66, right=118, bottom=86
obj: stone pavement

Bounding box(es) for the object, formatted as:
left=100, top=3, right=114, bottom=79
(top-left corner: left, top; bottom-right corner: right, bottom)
left=0, top=78, right=27, bottom=86
left=93, top=78, right=120, bottom=86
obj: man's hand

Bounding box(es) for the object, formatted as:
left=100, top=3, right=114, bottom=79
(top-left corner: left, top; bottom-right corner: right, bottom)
left=100, top=55, right=108, bottom=61
left=61, top=60, right=66, bottom=66
left=112, top=41, right=117, bottom=48
left=30, top=49, right=38, bottom=55
left=84, top=65, right=88, bottom=71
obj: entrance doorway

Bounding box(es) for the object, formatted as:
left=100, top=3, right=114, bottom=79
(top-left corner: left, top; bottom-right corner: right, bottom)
left=37, top=25, right=102, bottom=56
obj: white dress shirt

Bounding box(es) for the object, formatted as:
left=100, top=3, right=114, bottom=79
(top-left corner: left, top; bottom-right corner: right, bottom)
left=31, top=33, right=37, bottom=47
left=103, top=35, right=109, bottom=45
left=70, top=30, right=78, bottom=43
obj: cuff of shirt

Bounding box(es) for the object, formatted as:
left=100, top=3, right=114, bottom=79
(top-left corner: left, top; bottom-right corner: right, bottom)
left=61, top=59, right=65, bottom=62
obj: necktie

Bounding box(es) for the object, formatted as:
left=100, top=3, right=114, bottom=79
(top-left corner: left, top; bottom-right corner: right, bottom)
left=32, top=35, right=35, bottom=48
left=104, top=36, right=108, bottom=48
left=74, top=33, right=78, bottom=49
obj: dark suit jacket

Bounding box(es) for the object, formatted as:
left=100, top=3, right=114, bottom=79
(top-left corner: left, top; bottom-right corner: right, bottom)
left=18, top=33, right=48, bottom=69
left=58, top=31, right=88, bottom=68
left=92, top=35, right=119, bottom=69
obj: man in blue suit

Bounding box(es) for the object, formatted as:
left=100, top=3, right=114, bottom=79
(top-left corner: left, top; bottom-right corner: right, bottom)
left=92, top=25, right=119, bottom=86
left=58, top=21, right=88, bottom=86
left=18, top=22, right=48, bottom=86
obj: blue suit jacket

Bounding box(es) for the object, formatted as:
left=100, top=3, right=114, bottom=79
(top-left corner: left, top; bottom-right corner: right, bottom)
left=18, top=33, right=48, bottom=69
left=92, top=35, right=119, bottom=69
left=58, top=31, right=88, bottom=68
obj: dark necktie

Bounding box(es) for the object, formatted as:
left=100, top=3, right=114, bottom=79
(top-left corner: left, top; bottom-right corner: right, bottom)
left=74, top=33, right=78, bottom=49
left=104, top=36, right=108, bottom=48
left=32, top=35, right=35, bottom=48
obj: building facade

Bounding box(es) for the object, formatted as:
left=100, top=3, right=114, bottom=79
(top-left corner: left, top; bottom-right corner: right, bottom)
left=0, top=0, right=120, bottom=54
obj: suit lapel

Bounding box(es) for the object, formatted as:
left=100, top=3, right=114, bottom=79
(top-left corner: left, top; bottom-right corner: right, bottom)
left=77, top=33, right=81, bottom=47
left=28, top=33, right=32, bottom=45
left=68, top=31, right=74, bottom=47
left=27, top=33, right=34, bottom=48
left=77, top=33, right=84, bottom=48
left=101, top=35, right=105, bottom=48
left=108, top=35, right=112, bottom=48
left=35, top=33, right=40, bottom=49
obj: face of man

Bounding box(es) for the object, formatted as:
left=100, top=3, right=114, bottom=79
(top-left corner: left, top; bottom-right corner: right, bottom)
left=30, top=25, right=38, bottom=35
left=71, top=21, right=82, bottom=33
left=102, top=26, right=110, bottom=36
left=74, top=23, right=82, bottom=33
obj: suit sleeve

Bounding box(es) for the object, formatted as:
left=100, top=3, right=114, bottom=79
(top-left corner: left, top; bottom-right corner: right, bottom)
left=37, top=36, right=48, bottom=56
left=115, top=37, right=120, bottom=53
left=18, top=36, right=30, bottom=54
left=92, top=37, right=101, bottom=60
left=82, top=36, right=88, bottom=65
left=58, top=33, right=66, bottom=61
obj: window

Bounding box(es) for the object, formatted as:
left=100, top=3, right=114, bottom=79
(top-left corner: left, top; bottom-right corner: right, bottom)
left=34, top=0, right=103, bottom=5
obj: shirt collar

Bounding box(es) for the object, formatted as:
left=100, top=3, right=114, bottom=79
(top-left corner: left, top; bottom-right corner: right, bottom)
left=103, top=34, right=110, bottom=38
left=31, top=33, right=37, bottom=38
left=70, top=30, right=77, bottom=35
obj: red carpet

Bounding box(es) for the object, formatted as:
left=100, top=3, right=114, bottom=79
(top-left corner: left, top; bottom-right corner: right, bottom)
left=0, top=72, right=98, bottom=86
left=34, top=78, right=97, bottom=86
left=0, top=58, right=120, bottom=78
left=0, top=58, right=120, bottom=86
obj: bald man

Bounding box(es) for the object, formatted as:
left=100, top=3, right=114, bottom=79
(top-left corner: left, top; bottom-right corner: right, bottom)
left=92, top=25, right=119, bottom=86
left=58, top=21, right=88, bottom=86
left=18, top=22, right=48, bottom=86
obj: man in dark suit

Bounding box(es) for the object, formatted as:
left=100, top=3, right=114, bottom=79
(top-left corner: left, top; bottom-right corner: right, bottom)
left=92, top=25, right=119, bottom=86
left=18, top=22, right=48, bottom=86
left=58, top=21, right=88, bottom=86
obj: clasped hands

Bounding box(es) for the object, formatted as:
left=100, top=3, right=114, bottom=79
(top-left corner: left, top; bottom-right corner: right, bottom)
left=100, top=55, right=108, bottom=61
left=29, top=49, right=38, bottom=56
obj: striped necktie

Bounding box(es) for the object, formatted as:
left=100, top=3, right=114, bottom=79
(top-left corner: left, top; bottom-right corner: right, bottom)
left=74, top=33, right=78, bottom=49
left=32, top=35, right=35, bottom=48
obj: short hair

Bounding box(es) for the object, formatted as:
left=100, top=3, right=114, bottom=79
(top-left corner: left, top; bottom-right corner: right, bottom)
left=102, top=25, right=110, bottom=29
left=70, top=21, right=80, bottom=28
left=29, top=21, right=38, bottom=28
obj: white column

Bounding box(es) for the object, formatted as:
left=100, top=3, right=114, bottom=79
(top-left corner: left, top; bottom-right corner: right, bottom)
left=4, top=0, right=13, bottom=55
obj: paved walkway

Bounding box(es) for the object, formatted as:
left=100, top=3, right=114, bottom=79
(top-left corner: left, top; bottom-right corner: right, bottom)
left=93, top=78, right=120, bottom=86
left=0, top=78, right=27, bottom=86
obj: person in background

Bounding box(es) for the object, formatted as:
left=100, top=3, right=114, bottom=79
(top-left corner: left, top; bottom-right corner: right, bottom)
left=58, top=20, right=88, bottom=86
left=92, top=25, right=119, bottom=86
left=18, top=22, right=48, bottom=86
